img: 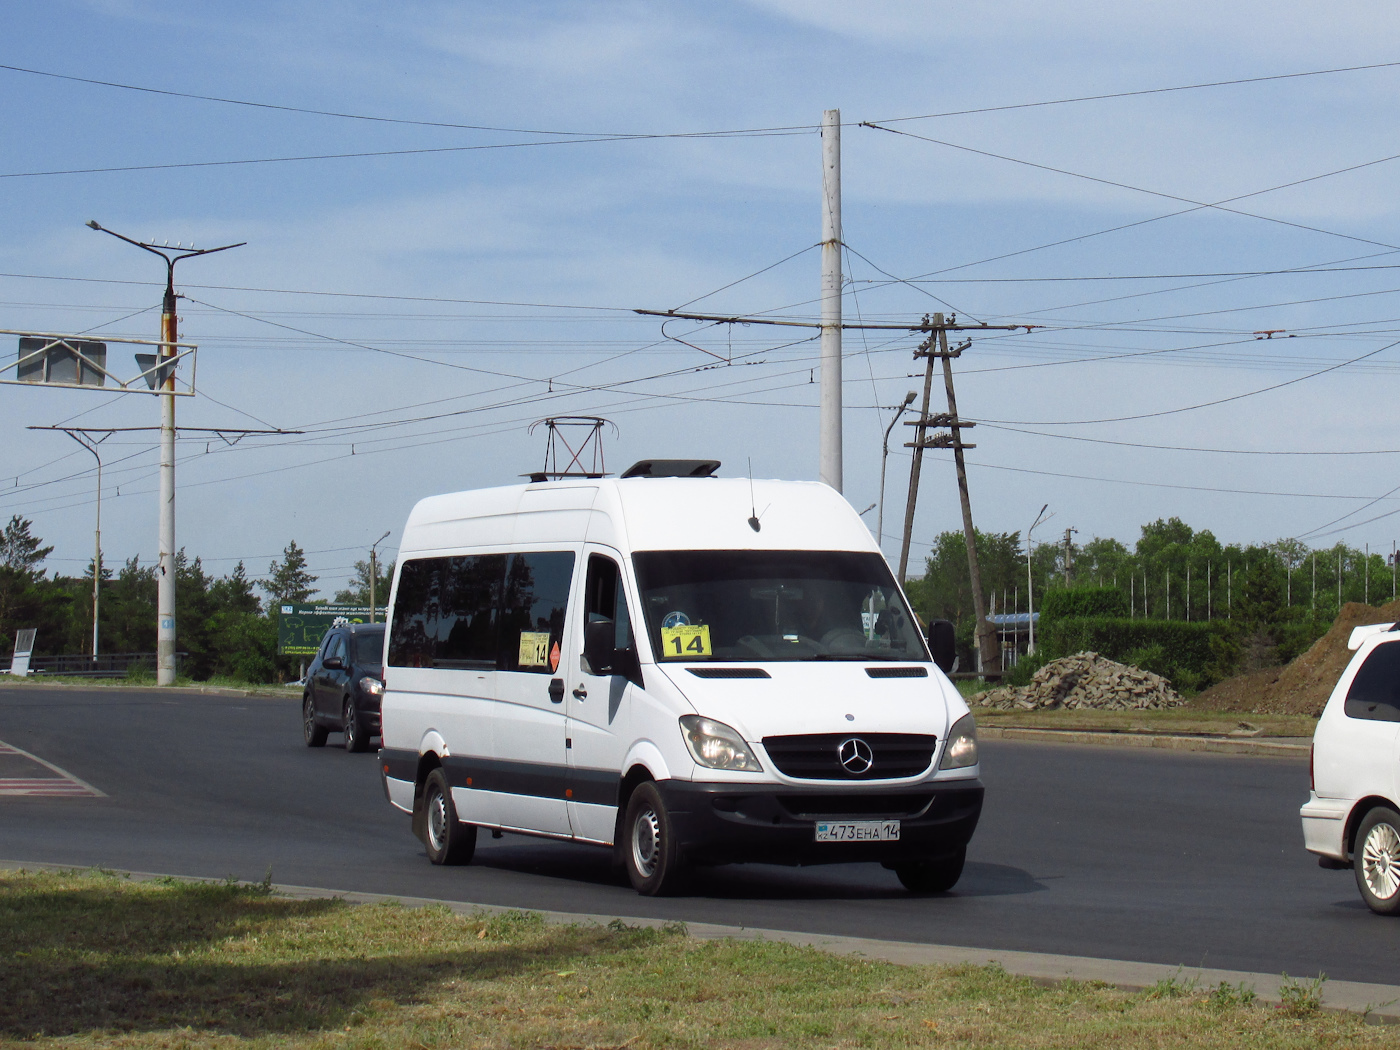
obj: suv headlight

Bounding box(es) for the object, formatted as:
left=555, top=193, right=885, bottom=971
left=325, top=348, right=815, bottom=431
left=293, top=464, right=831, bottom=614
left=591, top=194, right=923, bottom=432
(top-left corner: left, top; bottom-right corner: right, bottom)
left=939, top=713, right=978, bottom=770
left=679, top=715, right=763, bottom=772
left=360, top=677, right=384, bottom=698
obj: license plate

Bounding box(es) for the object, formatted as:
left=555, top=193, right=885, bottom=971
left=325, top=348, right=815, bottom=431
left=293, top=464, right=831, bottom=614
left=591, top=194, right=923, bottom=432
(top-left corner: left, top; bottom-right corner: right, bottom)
left=814, top=820, right=900, bottom=842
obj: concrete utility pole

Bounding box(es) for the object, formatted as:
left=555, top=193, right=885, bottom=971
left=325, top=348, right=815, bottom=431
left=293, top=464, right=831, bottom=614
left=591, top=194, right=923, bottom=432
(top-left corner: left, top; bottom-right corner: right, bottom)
left=819, top=108, right=843, bottom=493
left=86, top=222, right=245, bottom=685
left=1061, top=528, right=1077, bottom=586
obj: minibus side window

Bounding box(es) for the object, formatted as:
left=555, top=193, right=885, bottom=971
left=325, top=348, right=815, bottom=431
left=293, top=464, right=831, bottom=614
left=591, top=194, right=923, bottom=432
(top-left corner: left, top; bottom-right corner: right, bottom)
left=500, top=552, right=575, bottom=673
left=1345, top=641, right=1400, bottom=722
left=436, top=554, right=506, bottom=670
left=586, top=554, right=634, bottom=651
left=387, top=558, right=438, bottom=668
left=388, top=554, right=505, bottom=670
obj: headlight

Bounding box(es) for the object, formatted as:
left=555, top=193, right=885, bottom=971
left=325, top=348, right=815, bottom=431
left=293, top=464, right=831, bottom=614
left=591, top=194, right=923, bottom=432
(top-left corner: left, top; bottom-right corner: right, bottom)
left=939, top=713, right=978, bottom=770
left=679, top=715, right=764, bottom=772
left=360, top=677, right=384, bottom=698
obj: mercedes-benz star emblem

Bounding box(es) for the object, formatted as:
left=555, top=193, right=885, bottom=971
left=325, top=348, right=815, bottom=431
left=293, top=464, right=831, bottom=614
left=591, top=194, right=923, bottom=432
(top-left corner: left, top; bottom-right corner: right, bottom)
left=838, top=737, right=874, bottom=775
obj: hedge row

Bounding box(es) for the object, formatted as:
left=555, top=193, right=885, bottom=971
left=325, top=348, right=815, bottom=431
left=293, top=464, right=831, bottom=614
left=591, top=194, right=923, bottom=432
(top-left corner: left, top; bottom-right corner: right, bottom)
left=1040, top=586, right=1129, bottom=621
left=1037, top=616, right=1218, bottom=691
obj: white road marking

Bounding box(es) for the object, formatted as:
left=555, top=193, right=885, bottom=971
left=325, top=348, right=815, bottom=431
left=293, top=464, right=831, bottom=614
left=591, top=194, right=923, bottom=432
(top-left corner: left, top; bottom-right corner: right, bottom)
left=0, top=741, right=105, bottom=798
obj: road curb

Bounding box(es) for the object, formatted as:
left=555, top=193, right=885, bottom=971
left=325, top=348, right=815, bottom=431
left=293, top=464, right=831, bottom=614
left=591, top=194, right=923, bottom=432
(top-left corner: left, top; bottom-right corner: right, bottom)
left=979, top=725, right=1309, bottom=757
left=0, top=681, right=295, bottom=700
left=2, top=860, right=1393, bottom=1023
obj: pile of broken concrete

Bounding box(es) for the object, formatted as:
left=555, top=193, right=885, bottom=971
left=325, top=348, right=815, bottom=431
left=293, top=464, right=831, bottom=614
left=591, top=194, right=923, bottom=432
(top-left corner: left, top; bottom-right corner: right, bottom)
left=975, top=651, right=1184, bottom=711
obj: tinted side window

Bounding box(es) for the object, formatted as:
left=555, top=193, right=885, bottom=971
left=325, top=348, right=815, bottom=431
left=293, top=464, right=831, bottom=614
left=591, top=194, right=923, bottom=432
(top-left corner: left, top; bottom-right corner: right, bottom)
left=388, top=559, right=439, bottom=668
left=437, top=554, right=506, bottom=670
left=1345, top=641, right=1400, bottom=722
left=586, top=554, right=633, bottom=651
left=501, top=552, right=575, bottom=673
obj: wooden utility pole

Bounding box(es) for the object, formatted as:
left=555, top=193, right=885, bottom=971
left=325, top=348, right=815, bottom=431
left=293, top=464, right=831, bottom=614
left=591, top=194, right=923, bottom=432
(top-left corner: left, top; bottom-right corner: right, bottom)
left=898, top=313, right=999, bottom=674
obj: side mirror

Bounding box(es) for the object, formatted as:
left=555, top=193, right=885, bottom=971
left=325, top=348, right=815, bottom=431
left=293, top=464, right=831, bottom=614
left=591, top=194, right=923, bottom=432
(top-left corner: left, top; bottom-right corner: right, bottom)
left=583, top=616, right=640, bottom=681
left=927, top=619, right=956, bottom=674
left=323, top=656, right=344, bottom=670
left=583, top=617, right=617, bottom=675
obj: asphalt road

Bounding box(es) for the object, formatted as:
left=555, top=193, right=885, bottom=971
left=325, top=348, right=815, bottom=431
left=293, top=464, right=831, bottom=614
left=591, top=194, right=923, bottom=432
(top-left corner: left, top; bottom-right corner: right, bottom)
left=0, top=685, right=1391, bottom=984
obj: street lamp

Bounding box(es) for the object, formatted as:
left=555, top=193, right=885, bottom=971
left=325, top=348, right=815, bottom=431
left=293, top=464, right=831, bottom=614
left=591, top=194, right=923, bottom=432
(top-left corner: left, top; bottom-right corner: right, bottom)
left=86, top=220, right=244, bottom=685
left=1026, top=504, right=1052, bottom=656
left=369, top=531, right=391, bottom=623
left=877, top=391, right=918, bottom=548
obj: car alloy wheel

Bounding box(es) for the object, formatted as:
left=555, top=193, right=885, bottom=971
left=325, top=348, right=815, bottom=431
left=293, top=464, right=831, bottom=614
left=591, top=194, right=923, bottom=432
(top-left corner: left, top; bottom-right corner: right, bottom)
left=1363, top=820, right=1400, bottom=901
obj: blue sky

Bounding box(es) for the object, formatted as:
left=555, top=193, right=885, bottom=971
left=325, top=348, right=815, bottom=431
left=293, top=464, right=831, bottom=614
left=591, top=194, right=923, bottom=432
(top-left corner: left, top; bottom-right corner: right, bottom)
left=3, top=1, right=1400, bottom=596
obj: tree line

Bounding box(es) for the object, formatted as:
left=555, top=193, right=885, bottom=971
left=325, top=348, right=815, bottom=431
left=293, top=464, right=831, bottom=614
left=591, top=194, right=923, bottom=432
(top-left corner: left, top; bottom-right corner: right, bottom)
left=904, top=516, right=1393, bottom=692
left=0, top=515, right=392, bottom=683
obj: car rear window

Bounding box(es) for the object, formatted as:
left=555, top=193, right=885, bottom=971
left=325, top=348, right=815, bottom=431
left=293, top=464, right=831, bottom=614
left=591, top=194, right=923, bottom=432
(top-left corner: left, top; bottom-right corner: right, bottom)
left=1345, top=640, right=1400, bottom=722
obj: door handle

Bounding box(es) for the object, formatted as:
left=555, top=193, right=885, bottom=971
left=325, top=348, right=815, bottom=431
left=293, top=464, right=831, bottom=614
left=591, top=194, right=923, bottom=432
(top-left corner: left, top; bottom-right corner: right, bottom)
left=548, top=678, right=565, bottom=704
left=572, top=684, right=588, bottom=700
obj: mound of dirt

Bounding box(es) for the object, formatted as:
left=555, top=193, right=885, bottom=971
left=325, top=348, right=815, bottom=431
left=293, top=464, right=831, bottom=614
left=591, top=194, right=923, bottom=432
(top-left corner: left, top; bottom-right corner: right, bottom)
left=976, top=651, right=1184, bottom=711
left=1193, top=600, right=1400, bottom=715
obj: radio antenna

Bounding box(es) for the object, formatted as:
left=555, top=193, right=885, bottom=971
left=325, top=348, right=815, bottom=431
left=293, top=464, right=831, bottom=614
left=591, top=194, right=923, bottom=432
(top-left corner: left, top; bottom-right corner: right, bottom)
left=747, top=458, right=761, bottom=532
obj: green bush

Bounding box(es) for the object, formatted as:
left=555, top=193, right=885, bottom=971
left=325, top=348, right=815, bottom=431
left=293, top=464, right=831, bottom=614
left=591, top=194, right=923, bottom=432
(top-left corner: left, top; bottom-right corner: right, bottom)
left=1039, top=616, right=1218, bottom=692
left=1040, top=587, right=1129, bottom=621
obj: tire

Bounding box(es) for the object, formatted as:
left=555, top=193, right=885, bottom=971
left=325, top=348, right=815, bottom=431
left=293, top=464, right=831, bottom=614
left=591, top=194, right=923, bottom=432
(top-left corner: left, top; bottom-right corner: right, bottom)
left=422, top=768, right=476, bottom=865
left=623, top=782, right=688, bottom=896
left=1355, top=807, right=1400, bottom=915
left=895, top=847, right=966, bottom=894
left=302, top=695, right=328, bottom=748
left=343, top=697, right=369, bottom=753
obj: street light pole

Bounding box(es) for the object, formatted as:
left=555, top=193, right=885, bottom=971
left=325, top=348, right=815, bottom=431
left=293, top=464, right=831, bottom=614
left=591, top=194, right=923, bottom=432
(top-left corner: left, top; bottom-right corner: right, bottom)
left=61, top=430, right=111, bottom=662
left=369, top=530, right=391, bottom=623
left=1026, top=504, right=1051, bottom=656
left=87, top=221, right=244, bottom=686
left=877, top=391, right=918, bottom=549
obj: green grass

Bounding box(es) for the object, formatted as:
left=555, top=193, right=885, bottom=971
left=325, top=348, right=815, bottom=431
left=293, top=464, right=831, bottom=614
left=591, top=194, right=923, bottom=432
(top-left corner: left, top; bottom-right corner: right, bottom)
left=0, top=675, right=293, bottom=696
left=972, top=708, right=1317, bottom=737
left=0, top=869, right=1390, bottom=1049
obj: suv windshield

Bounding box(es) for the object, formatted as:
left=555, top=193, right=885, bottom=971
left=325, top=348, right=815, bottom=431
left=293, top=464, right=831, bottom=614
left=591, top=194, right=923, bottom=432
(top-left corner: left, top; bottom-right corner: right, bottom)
left=632, top=550, right=927, bottom=662
left=354, top=631, right=384, bottom=667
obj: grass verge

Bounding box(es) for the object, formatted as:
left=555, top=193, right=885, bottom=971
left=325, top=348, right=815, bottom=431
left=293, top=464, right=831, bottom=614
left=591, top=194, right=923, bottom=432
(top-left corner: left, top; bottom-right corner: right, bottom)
left=972, top=708, right=1317, bottom=738
left=0, top=869, right=1389, bottom=1049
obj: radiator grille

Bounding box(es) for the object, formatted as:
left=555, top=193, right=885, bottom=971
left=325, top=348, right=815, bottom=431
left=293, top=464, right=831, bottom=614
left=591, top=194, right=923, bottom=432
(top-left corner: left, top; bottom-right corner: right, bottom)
left=761, top=733, right=937, bottom=780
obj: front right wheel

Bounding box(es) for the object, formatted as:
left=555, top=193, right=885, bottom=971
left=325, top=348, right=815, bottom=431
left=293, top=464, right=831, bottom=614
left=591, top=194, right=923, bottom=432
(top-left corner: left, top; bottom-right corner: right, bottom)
left=1356, top=807, right=1400, bottom=914
left=623, top=782, right=688, bottom=896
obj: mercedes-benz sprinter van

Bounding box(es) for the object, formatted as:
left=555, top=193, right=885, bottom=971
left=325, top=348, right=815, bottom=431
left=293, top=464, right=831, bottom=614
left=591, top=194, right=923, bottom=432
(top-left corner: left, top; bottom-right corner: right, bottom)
left=377, top=461, right=983, bottom=895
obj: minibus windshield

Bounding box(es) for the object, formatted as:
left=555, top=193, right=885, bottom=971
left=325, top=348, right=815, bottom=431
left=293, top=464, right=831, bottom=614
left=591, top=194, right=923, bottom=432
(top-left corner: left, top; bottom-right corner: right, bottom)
left=632, top=550, right=928, bottom=662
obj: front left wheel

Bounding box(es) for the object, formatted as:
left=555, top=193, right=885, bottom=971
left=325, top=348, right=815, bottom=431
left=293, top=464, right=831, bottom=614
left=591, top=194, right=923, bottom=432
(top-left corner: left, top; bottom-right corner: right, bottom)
left=343, top=697, right=369, bottom=752
left=894, top=848, right=966, bottom=894
left=1356, top=807, right=1400, bottom=914
left=422, top=768, right=476, bottom=865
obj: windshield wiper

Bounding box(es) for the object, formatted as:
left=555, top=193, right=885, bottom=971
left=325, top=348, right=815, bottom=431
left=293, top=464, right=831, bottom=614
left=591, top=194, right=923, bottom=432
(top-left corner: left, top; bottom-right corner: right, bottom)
left=811, top=653, right=911, bottom=661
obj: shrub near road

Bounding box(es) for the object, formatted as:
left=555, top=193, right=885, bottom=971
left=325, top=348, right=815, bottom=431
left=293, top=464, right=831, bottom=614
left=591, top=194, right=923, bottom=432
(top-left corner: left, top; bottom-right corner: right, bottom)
left=0, top=870, right=1392, bottom=1049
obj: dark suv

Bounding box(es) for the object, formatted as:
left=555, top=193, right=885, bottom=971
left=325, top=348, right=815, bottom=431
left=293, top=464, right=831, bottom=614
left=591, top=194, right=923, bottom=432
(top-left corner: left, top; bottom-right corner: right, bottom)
left=302, top=623, right=385, bottom=753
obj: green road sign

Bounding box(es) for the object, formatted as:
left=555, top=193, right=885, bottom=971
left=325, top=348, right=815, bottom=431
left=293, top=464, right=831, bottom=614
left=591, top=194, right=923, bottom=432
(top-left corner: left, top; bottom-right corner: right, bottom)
left=277, top=604, right=373, bottom=655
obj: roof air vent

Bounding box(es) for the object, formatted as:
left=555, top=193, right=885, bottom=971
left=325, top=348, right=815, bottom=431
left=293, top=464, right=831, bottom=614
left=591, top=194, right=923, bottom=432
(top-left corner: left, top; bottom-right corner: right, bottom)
left=621, top=459, right=721, bottom=479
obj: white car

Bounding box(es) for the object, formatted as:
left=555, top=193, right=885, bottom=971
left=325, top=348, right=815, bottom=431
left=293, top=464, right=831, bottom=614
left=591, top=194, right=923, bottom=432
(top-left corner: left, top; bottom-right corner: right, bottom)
left=1301, top=622, right=1400, bottom=914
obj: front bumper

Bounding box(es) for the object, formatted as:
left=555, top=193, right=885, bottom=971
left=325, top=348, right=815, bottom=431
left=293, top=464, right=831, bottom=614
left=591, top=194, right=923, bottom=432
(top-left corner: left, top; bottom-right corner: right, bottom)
left=656, top=777, right=983, bottom=866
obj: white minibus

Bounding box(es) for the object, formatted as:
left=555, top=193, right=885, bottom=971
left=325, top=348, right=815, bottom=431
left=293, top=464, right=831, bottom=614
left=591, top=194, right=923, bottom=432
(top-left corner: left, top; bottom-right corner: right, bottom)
left=377, top=461, right=983, bottom=895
